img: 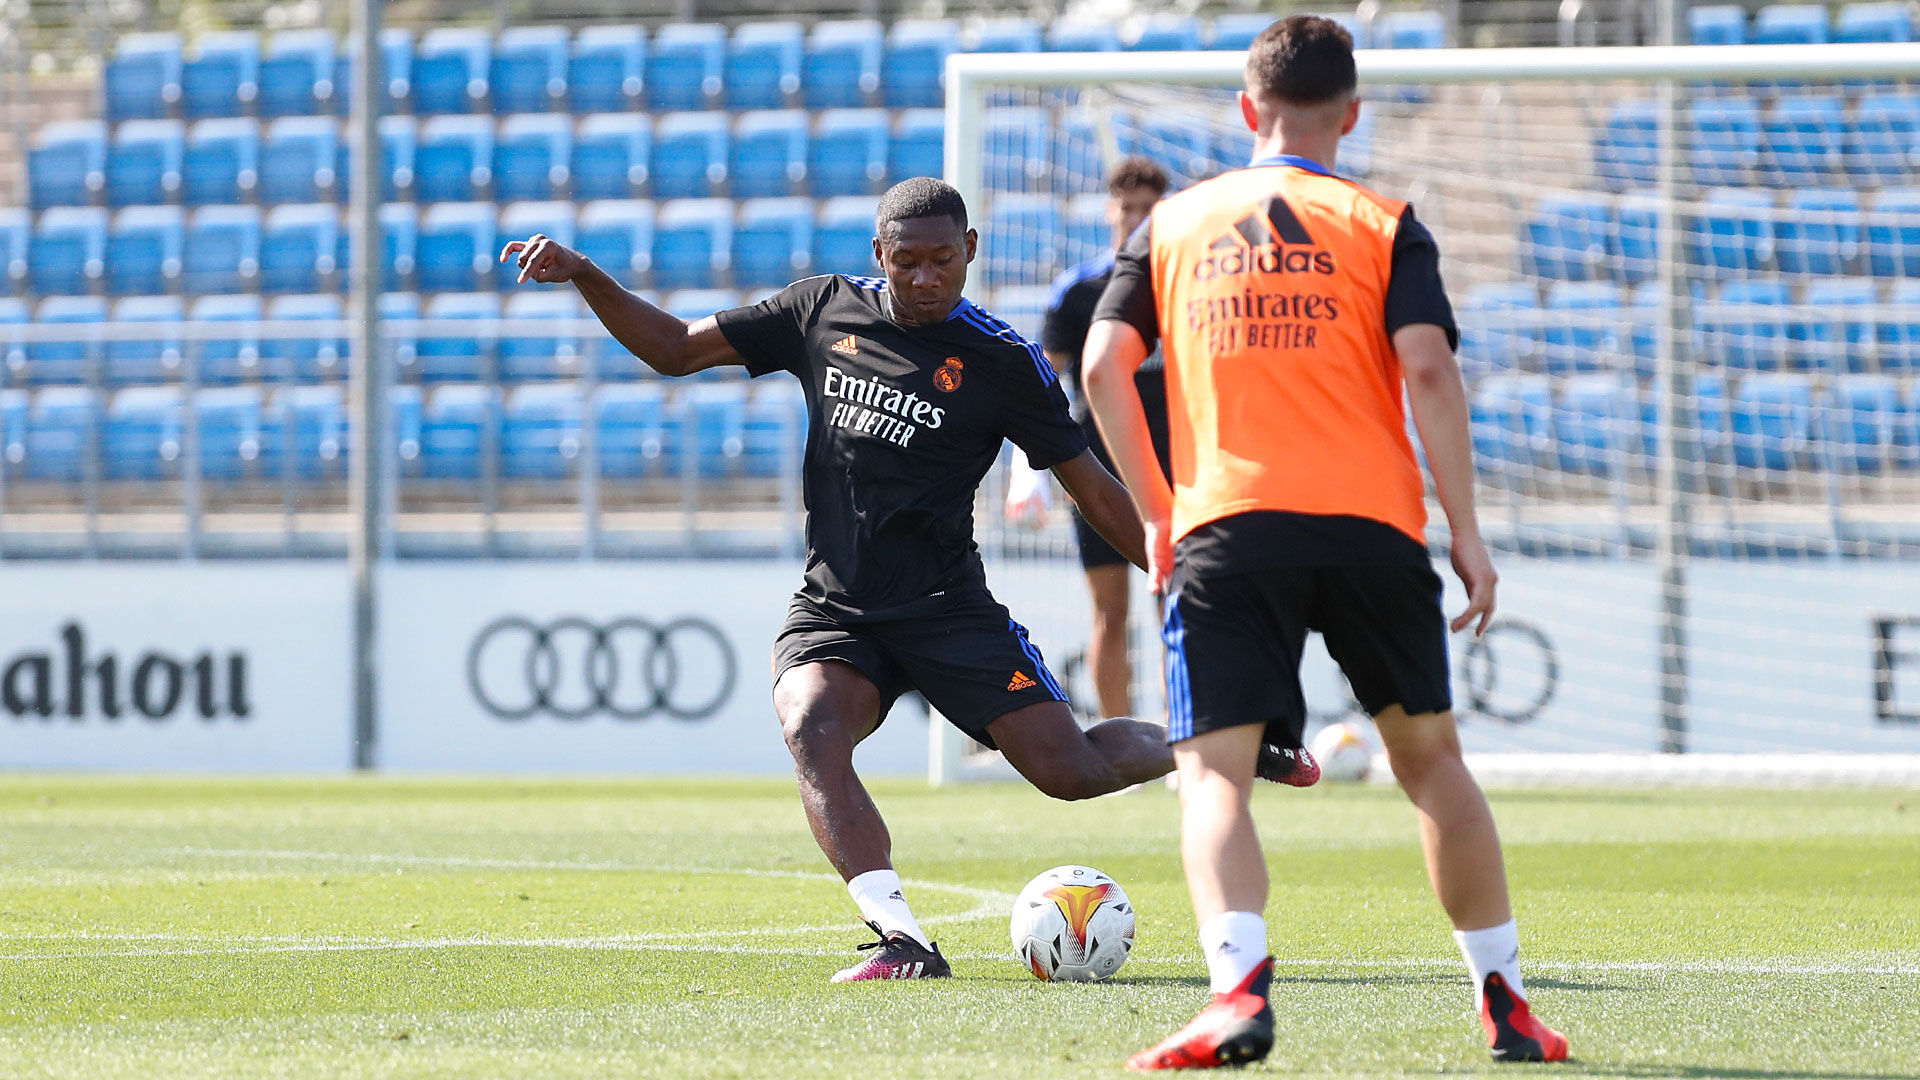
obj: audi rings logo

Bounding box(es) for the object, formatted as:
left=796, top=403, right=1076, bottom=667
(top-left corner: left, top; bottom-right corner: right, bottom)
left=466, top=616, right=738, bottom=722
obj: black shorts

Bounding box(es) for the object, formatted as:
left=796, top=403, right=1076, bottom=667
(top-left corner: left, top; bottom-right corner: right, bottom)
left=1162, top=562, right=1452, bottom=748
left=1073, top=383, right=1172, bottom=571
left=771, top=591, right=1068, bottom=749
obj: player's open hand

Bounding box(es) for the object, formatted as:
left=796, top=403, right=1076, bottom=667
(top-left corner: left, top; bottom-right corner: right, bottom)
left=499, top=234, right=586, bottom=285
left=1449, top=533, right=1498, bottom=636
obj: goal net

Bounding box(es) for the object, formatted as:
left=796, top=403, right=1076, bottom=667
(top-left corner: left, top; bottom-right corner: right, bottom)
left=940, top=42, right=1920, bottom=786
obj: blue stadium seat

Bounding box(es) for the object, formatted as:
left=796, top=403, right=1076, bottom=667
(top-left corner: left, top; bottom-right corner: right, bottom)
left=106, top=120, right=184, bottom=207
left=805, top=20, right=882, bottom=108
left=569, top=26, right=647, bottom=114
left=500, top=290, right=585, bottom=382
left=595, top=383, right=674, bottom=477
left=1542, top=281, right=1624, bottom=376
left=417, top=383, right=498, bottom=480
left=29, top=121, right=107, bottom=209
left=972, top=17, right=1042, bottom=53
left=1611, top=193, right=1663, bottom=285
left=810, top=109, right=887, bottom=197
left=1866, top=188, right=1920, bottom=277
left=391, top=383, right=423, bottom=470
left=351, top=202, right=419, bottom=293
left=106, top=205, right=184, bottom=297
left=683, top=381, right=749, bottom=476
left=730, top=110, right=808, bottom=199
left=106, top=33, right=183, bottom=123
left=1878, top=278, right=1920, bottom=370
left=1800, top=277, right=1876, bottom=372
left=104, top=296, right=185, bottom=386
left=1692, top=187, right=1775, bottom=276
left=1775, top=188, right=1860, bottom=276
left=492, top=26, right=569, bottom=114
left=1129, top=14, right=1204, bottom=51
left=648, top=23, right=726, bottom=111
left=985, top=107, right=1051, bottom=193
left=1062, top=193, right=1107, bottom=269
left=1552, top=374, right=1638, bottom=475
left=1375, top=10, right=1446, bottom=48
left=1689, top=99, right=1762, bottom=186
left=417, top=292, right=500, bottom=383
left=1829, top=374, right=1915, bottom=471
left=262, top=293, right=347, bottom=382
left=1047, top=19, right=1121, bottom=52
left=984, top=194, right=1062, bottom=286
left=1051, top=111, right=1101, bottom=194
left=1838, top=0, right=1913, bottom=40
left=27, top=296, right=106, bottom=385
left=1753, top=3, right=1829, bottom=44
left=416, top=115, right=493, bottom=203
left=0, top=299, right=24, bottom=382
left=19, top=386, right=97, bottom=480
left=728, top=22, right=803, bottom=110
left=196, top=386, right=280, bottom=481
left=413, top=27, right=490, bottom=115
left=103, top=385, right=183, bottom=480
left=1854, top=92, right=1920, bottom=184
left=0, top=210, right=27, bottom=297
left=182, top=31, right=259, bottom=120
left=574, top=113, right=652, bottom=200
left=494, top=199, right=575, bottom=290
left=1731, top=372, right=1815, bottom=470
left=260, top=117, right=339, bottom=205
left=733, top=197, right=812, bottom=289
left=333, top=28, right=416, bottom=118
left=0, top=388, right=21, bottom=458
left=1689, top=4, right=1748, bottom=43
left=1761, top=94, right=1848, bottom=184
left=501, top=383, right=584, bottom=478
left=812, top=196, right=877, bottom=278
left=260, top=30, right=339, bottom=119
left=494, top=112, right=572, bottom=201
left=30, top=207, right=107, bottom=296
left=882, top=19, right=957, bottom=109
left=743, top=378, right=803, bottom=477
left=1114, top=110, right=1211, bottom=185
left=382, top=292, right=421, bottom=376
left=1703, top=279, right=1792, bottom=370
left=888, top=109, right=944, bottom=185
left=653, top=112, right=729, bottom=199
left=182, top=205, right=261, bottom=295
left=576, top=199, right=655, bottom=289
left=368, top=116, right=418, bottom=203
left=277, top=384, right=348, bottom=479
left=1210, top=14, right=1277, bottom=51
left=189, top=294, right=263, bottom=384
left=183, top=118, right=259, bottom=205
left=1595, top=100, right=1657, bottom=192
left=1457, top=283, right=1540, bottom=376
left=1524, top=196, right=1612, bottom=282
left=1470, top=374, right=1552, bottom=476
left=416, top=201, right=495, bottom=294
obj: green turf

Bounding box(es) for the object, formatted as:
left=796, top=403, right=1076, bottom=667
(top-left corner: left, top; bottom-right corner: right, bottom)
left=1, top=777, right=1915, bottom=1078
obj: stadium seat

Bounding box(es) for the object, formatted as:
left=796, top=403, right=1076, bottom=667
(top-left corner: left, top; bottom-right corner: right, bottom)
left=1611, top=192, right=1664, bottom=285
left=1457, top=283, right=1541, bottom=376
left=500, top=383, right=584, bottom=479
left=1877, top=278, right=1920, bottom=370
left=972, top=17, right=1044, bottom=52
left=805, top=20, right=882, bottom=109
left=1047, top=18, right=1121, bottom=52
left=391, top=383, right=424, bottom=470
left=416, top=201, right=496, bottom=294
left=353, top=202, right=419, bottom=294
left=1524, top=196, right=1612, bottom=282
left=181, top=31, right=260, bottom=120
left=372, top=115, right=419, bottom=203
left=648, top=23, right=726, bottom=111
left=29, top=121, right=107, bottom=209
left=1553, top=374, right=1640, bottom=475
left=259, top=29, right=340, bottom=119
left=662, top=288, right=740, bottom=323
left=0, top=299, right=23, bottom=382
left=381, top=291, right=422, bottom=376
left=1375, top=10, right=1446, bottom=48
left=417, top=383, right=498, bottom=480
left=105, top=205, right=185, bottom=297
left=417, top=291, right=501, bottom=383
left=743, top=378, right=804, bottom=477
left=1854, top=92, right=1920, bottom=184
left=1129, top=14, right=1204, bottom=51
left=183, top=118, right=259, bottom=205
left=595, top=383, right=675, bottom=478
left=1689, top=99, right=1763, bottom=186
left=652, top=112, right=729, bottom=199
left=732, top=198, right=812, bottom=289
left=262, top=293, right=347, bottom=383
left=491, top=25, right=569, bottom=114
left=29, top=207, right=107, bottom=296
left=1799, top=277, right=1876, bottom=372
left=1595, top=100, right=1658, bottom=193
left=1062, top=193, right=1107, bottom=268
left=106, top=120, right=185, bottom=207
left=196, top=386, right=279, bottom=481
left=1210, top=14, right=1278, bottom=51
left=27, top=296, right=106, bottom=385
left=1865, top=188, right=1920, bottom=277
left=652, top=199, right=732, bottom=291
left=1114, top=110, right=1211, bottom=185
left=333, top=28, right=416, bottom=118
left=103, top=296, right=185, bottom=386
left=728, top=22, right=803, bottom=110
left=1470, top=374, right=1552, bottom=477
left=260, top=117, right=340, bottom=205
left=984, top=107, right=1051, bottom=193
left=189, top=294, right=263, bottom=384
left=499, top=290, right=585, bottom=382
left=569, top=26, right=647, bottom=114
left=1837, top=0, right=1913, bottom=41
left=1050, top=110, right=1102, bottom=194
left=812, top=196, right=878, bottom=278
left=882, top=19, right=958, bottom=109
left=18, top=386, right=97, bottom=480
left=1703, top=279, right=1792, bottom=370
left=1692, top=188, right=1775, bottom=276
left=730, top=110, right=808, bottom=199
left=1689, top=5, right=1748, bottom=44
left=102, top=385, right=183, bottom=480
left=1828, top=374, right=1913, bottom=471
left=888, top=109, right=944, bottom=185
left=683, top=381, right=749, bottom=476
left=1731, top=372, right=1815, bottom=471
left=1754, top=4, right=1829, bottom=44
left=1775, top=188, right=1860, bottom=276
left=809, top=109, right=887, bottom=198
left=182, top=205, right=261, bottom=295
left=0, top=209, right=27, bottom=297
left=576, top=199, right=655, bottom=289
left=413, top=26, right=490, bottom=115
left=1542, top=281, right=1624, bottom=376
left=984, top=194, right=1063, bottom=286
left=494, top=199, right=575, bottom=291
left=105, top=33, right=183, bottom=123
left=494, top=112, right=572, bottom=201
left=573, top=113, right=652, bottom=200
left=277, top=383, right=348, bottom=479
left=1761, top=94, right=1848, bottom=184
left=415, top=115, right=493, bottom=203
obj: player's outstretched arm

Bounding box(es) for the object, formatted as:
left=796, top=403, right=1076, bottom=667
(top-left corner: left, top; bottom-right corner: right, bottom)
left=1083, top=318, right=1176, bottom=593
left=1051, top=450, right=1147, bottom=573
left=500, top=234, right=742, bottom=378
left=1396, top=322, right=1497, bottom=636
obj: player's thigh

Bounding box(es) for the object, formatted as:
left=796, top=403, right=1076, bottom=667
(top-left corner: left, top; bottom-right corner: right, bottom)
left=1084, top=563, right=1130, bottom=627
left=1371, top=702, right=1465, bottom=765
left=878, top=595, right=1070, bottom=750
left=1312, top=565, right=1454, bottom=722
left=1165, top=570, right=1313, bottom=749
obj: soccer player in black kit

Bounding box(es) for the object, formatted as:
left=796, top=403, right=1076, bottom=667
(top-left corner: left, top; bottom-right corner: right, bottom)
left=502, top=177, right=1176, bottom=982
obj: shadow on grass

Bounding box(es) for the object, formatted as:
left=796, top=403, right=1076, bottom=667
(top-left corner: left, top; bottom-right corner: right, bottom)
left=1580, top=1066, right=1917, bottom=1080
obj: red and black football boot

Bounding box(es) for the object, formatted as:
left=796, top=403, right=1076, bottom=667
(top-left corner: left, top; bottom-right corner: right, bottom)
left=1256, top=743, right=1321, bottom=787
left=829, top=922, right=953, bottom=983
left=1481, top=972, right=1570, bottom=1063
left=1126, top=956, right=1276, bottom=1070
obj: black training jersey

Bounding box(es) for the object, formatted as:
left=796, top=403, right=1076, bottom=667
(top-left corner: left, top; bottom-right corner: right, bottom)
left=1043, top=251, right=1167, bottom=430
left=716, top=274, right=1089, bottom=621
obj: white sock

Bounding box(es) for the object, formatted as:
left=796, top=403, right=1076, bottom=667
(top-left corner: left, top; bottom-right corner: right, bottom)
left=846, top=869, right=931, bottom=948
left=1454, top=918, right=1526, bottom=1006
left=1198, top=911, right=1267, bottom=994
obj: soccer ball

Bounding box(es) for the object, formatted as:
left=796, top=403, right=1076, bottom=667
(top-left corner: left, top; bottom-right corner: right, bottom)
left=1309, top=721, right=1375, bottom=783
left=1009, top=865, right=1135, bottom=982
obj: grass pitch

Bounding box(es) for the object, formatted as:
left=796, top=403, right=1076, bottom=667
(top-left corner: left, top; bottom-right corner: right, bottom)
left=1, top=777, right=1915, bottom=1079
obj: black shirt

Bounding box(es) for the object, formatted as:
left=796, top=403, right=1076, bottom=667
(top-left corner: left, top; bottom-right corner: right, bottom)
left=716, top=274, right=1089, bottom=621
left=1043, top=252, right=1173, bottom=477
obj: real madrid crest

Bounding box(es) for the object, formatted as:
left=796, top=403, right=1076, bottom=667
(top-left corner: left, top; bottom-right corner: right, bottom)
left=933, top=357, right=964, bottom=393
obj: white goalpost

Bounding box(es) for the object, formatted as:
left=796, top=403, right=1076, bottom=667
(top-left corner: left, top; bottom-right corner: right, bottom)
left=934, top=41, right=1920, bottom=787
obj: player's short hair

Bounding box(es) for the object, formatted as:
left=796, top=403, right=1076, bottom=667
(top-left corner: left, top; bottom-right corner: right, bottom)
left=1107, top=156, right=1170, bottom=198
left=875, top=177, right=969, bottom=236
left=1246, top=15, right=1357, bottom=106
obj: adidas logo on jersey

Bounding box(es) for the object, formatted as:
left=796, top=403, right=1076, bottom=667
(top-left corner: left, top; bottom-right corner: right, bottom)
left=830, top=335, right=859, bottom=355
left=1194, top=195, right=1336, bottom=281
left=1008, top=671, right=1038, bottom=692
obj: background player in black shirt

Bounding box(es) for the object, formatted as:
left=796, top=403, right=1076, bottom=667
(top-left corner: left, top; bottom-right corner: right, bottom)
left=502, top=177, right=1175, bottom=983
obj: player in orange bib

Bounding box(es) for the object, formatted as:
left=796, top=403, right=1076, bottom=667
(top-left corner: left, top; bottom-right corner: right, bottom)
left=1084, top=16, right=1568, bottom=1070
